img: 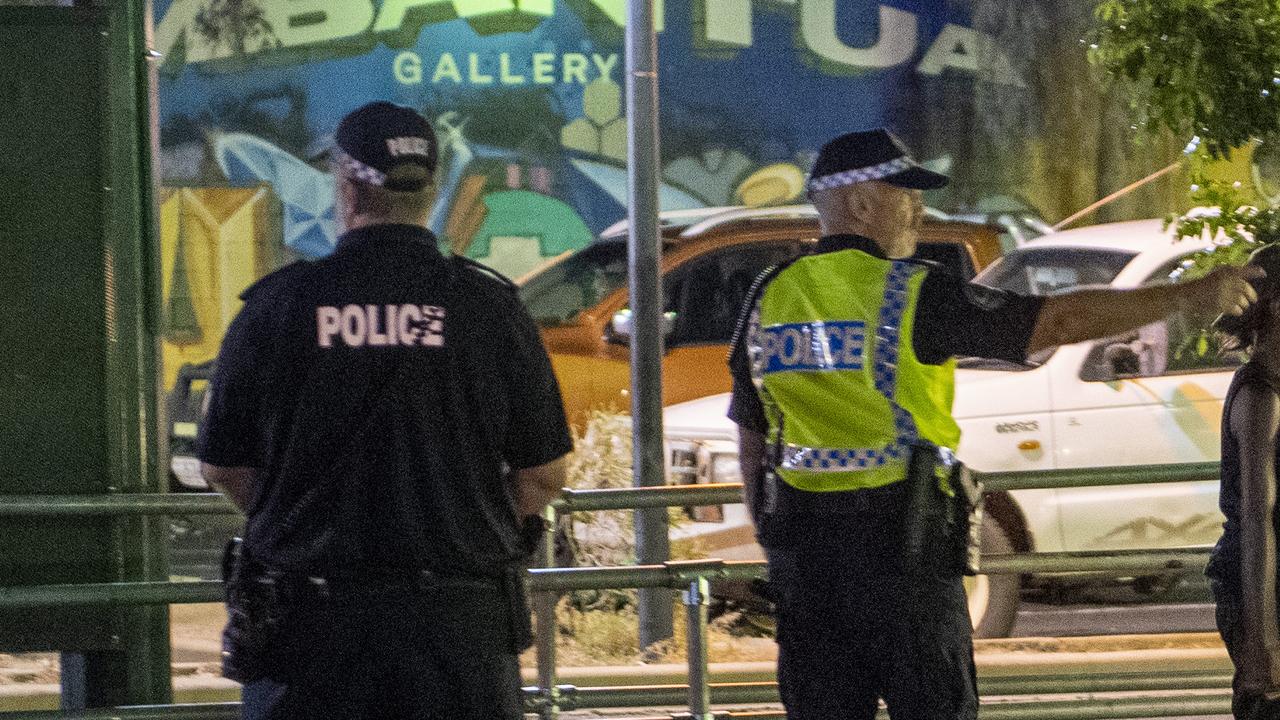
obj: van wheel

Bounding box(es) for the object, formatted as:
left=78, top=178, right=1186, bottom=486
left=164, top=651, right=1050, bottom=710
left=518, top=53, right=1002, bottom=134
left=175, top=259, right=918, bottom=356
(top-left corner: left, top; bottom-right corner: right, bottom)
left=966, top=515, right=1020, bottom=638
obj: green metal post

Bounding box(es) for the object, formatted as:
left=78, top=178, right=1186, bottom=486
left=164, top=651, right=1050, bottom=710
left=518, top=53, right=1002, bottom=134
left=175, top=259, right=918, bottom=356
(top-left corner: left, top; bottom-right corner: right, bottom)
left=0, top=0, right=165, bottom=706
left=681, top=576, right=712, bottom=720
left=534, top=503, right=561, bottom=720
left=69, top=0, right=171, bottom=706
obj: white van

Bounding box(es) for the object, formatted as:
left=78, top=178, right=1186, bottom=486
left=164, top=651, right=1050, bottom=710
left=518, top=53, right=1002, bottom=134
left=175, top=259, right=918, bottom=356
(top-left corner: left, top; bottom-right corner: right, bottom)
left=663, top=218, right=1237, bottom=637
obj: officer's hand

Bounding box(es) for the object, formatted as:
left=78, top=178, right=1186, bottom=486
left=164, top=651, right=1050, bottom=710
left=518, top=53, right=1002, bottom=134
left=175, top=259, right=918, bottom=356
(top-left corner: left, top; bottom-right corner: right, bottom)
left=519, top=515, right=547, bottom=557
left=1192, top=265, right=1265, bottom=316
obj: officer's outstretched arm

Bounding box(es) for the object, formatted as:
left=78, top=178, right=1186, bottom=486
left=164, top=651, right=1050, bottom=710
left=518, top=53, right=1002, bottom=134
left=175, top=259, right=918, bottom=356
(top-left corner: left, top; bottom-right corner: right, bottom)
left=515, top=455, right=569, bottom=519
left=738, top=427, right=766, bottom=527
left=201, top=463, right=255, bottom=513
left=1025, top=264, right=1264, bottom=356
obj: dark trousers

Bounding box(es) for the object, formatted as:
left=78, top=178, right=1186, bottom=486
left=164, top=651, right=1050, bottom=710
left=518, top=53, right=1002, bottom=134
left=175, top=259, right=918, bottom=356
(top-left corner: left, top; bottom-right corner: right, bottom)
left=763, top=508, right=977, bottom=720
left=236, top=582, right=523, bottom=720
left=1212, top=580, right=1280, bottom=720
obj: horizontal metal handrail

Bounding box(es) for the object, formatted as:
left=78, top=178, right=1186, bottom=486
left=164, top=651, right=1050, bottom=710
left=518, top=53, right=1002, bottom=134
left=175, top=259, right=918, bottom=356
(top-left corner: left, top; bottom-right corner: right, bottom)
left=983, top=548, right=1209, bottom=575
left=528, top=560, right=760, bottom=592
left=0, top=493, right=234, bottom=517
left=0, top=705, right=241, bottom=720
left=0, top=581, right=222, bottom=608
left=0, top=546, right=1210, bottom=609
left=534, top=670, right=1233, bottom=710
left=977, top=461, right=1221, bottom=492
left=0, top=461, right=1227, bottom=519
left=553, top=483, right=745, bottom=512
left=0, top=688, right=1236, bottom=720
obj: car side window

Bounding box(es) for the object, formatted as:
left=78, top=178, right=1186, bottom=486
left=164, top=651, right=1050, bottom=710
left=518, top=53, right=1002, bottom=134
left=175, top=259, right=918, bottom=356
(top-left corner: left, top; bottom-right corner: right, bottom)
left=1079, top=256, right=1244, bottom=381
left=664, top=243, right=800, bottom=347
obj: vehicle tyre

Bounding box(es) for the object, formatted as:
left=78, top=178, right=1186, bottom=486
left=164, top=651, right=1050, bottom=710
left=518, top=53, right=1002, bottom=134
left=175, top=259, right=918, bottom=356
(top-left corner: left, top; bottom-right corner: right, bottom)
left=966, top=515, right=1020, bottom=638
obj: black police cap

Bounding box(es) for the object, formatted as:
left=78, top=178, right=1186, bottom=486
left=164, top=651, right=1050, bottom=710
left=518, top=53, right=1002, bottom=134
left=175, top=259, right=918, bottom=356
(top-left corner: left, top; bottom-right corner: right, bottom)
left=334, top=101, right=437, bottom=192
left=808, top=128, right=948, bottom=193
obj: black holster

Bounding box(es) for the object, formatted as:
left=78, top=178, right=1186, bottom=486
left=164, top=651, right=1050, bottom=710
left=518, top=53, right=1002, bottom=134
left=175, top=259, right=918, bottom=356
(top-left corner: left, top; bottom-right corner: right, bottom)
left=950, top=463, right=985, bottom=576
left=503, top=566, right=535, bottom=653
left=221, top=538, right=289, bottom=682
left=903, top=442, right=984, bottom=576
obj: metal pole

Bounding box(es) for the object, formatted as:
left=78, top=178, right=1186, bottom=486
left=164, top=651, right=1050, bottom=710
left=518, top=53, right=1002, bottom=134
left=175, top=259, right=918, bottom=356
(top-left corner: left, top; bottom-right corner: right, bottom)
left=625, top=0, right=672, bottom=650
left=85, top=0, right=170, bottom=705
left=682, top=577, right=712, bottom=720
left=534, top=504, right=561, bottom=720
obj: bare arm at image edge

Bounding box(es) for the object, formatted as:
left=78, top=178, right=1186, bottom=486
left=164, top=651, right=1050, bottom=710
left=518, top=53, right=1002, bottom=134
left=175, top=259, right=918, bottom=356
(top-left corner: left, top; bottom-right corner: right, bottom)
left=1232, top=385, right=1280, bottom=691
left=515, top=455, right=569, bottom=519
left=1026, top=265, right=1264, bottom=356
left=738, top=426, right=766, bottom=527
left=200, top=463, right=255, bottom=514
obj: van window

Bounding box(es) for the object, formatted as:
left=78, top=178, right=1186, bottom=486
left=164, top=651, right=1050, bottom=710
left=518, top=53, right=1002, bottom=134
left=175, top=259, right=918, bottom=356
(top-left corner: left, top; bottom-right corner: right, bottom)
left=664, top=243, right=800, bottom=346
left=1077, top=253, right=1245, bottom=379
left=975, top=247, right=1136, bottom=295
left=1143, top=256, right=1246, bottom=374
left=518, top=242, right=628, bottom=326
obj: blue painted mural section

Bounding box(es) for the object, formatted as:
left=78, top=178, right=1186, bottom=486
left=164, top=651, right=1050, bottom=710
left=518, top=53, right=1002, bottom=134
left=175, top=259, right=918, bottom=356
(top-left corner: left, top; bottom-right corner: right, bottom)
left=153, top=0, right=1030, bottom=271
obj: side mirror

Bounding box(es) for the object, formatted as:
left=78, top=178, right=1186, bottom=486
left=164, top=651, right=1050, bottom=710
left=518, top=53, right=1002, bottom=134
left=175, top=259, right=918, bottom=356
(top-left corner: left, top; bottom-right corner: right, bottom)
left=608, top=309, right=677, bottom=345
left=610, top=309, right=634, bottom=342
left=1102, top=342, right=1142, bottom=378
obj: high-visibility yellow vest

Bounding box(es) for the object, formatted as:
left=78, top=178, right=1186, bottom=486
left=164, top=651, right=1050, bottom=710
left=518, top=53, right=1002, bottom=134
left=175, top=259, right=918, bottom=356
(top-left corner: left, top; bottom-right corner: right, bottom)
left=745, top=249, right=960, bottom=492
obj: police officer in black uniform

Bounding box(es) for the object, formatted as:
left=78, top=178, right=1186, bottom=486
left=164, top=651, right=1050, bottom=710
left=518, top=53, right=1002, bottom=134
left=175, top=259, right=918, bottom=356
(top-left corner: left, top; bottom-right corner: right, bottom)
left=197, top=101, right=573, bottom=720
left=727, top=129, right=1264, bottom=719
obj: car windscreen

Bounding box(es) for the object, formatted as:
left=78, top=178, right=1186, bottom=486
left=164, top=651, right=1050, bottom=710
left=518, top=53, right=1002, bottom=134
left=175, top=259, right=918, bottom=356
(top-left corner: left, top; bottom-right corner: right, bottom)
left=974, top=247, right=1137, bottom=295
left=518, top=241, right=628, bottom=326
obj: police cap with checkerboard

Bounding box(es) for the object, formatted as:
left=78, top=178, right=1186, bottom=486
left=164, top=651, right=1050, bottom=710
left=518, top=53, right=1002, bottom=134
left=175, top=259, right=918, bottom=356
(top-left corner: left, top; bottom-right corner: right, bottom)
left=807, top=128, right=948, bottom=194
left=334, top=101, right=437, bottom=192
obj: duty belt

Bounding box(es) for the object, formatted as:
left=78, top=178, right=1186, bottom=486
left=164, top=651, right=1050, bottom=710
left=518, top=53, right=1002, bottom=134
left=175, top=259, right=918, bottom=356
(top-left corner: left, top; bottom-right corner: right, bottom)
left=282, top=569, right=500, bottom=598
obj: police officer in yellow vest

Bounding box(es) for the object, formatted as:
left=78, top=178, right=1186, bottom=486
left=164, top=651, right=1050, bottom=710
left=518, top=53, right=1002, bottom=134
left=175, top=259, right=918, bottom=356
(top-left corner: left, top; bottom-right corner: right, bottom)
left=727, top=129, right=1265, bottom=720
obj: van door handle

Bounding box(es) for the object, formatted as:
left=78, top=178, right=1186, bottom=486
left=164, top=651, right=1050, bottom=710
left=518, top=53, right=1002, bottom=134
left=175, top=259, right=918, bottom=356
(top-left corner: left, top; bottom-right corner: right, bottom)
left=1018, top=440, right=1041, bottom=451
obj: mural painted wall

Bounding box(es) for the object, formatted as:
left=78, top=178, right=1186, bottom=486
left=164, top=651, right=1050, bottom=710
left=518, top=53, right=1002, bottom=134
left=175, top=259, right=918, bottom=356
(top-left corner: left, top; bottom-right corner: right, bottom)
left=153, top=0, right=1224, bottom=387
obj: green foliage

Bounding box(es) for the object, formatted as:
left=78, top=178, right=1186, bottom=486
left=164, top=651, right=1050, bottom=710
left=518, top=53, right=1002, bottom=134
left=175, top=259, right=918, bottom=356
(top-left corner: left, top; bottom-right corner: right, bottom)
left=1090, top=0, right=1280, bottom=158
left=1166, top=178, right=1280, bottom=276
left=1163, top=178, right=1280, bottom=356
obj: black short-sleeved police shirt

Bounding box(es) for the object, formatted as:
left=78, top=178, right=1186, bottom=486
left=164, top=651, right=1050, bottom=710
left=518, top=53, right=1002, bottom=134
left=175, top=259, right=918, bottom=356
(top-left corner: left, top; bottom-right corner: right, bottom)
left=196, top=224, right=573, bottom=577
left=728, top=234, right=1045, bottom=434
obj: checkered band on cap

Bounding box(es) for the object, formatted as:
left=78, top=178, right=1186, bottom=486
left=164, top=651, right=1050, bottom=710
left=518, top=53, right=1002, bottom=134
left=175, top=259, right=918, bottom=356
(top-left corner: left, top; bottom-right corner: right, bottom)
left=336, top=151, right=387, bottom=187
left=806, top=157, right=915, bottom=193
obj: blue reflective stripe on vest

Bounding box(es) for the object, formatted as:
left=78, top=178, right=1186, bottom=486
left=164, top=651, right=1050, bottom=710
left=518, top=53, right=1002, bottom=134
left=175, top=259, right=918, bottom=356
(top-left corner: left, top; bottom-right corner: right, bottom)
left=757, top=320, right=866, bottom=375
left=876, top=263, right=920, bottom=448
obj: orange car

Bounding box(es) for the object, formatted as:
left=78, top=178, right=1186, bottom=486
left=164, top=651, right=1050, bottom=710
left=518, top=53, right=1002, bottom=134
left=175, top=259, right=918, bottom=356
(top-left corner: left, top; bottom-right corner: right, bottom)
left=517, top=205, right=1005, bottom=427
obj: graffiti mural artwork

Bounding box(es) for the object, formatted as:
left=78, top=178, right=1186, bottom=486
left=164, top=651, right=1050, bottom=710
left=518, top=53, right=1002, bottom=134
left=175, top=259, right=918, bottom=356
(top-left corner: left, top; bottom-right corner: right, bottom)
left=154, top=0, right=1201, bottom=388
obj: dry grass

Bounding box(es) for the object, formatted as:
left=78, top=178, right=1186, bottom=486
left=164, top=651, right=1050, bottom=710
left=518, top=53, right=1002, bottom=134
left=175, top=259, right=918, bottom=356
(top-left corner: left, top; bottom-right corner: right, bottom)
left=519, top=598, right=778, bottom=667
left=518, top=410, right=772, bottom=666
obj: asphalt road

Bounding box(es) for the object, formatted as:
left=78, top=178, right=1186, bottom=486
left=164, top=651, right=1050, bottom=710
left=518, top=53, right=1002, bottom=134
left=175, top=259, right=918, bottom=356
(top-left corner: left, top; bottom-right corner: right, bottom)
left=1009, top=577, right=1228, bottom=720
left=1011, top=574, right=1217, bottom=637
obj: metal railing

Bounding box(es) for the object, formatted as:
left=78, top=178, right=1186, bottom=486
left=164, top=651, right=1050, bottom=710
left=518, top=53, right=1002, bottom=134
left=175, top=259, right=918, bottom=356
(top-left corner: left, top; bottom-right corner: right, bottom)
left=0, top=460, right=1228, bottom=720
left=524, top=462, right=1221, bottom=720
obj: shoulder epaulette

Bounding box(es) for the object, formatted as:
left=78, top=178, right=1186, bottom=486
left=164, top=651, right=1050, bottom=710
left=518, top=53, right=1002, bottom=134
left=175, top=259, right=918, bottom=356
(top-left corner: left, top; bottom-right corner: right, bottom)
left=238, top=260, right=311, bottom=301
left=452, top=255, right=517, bottom=291
left=905, top=256, right=946, bottom=273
